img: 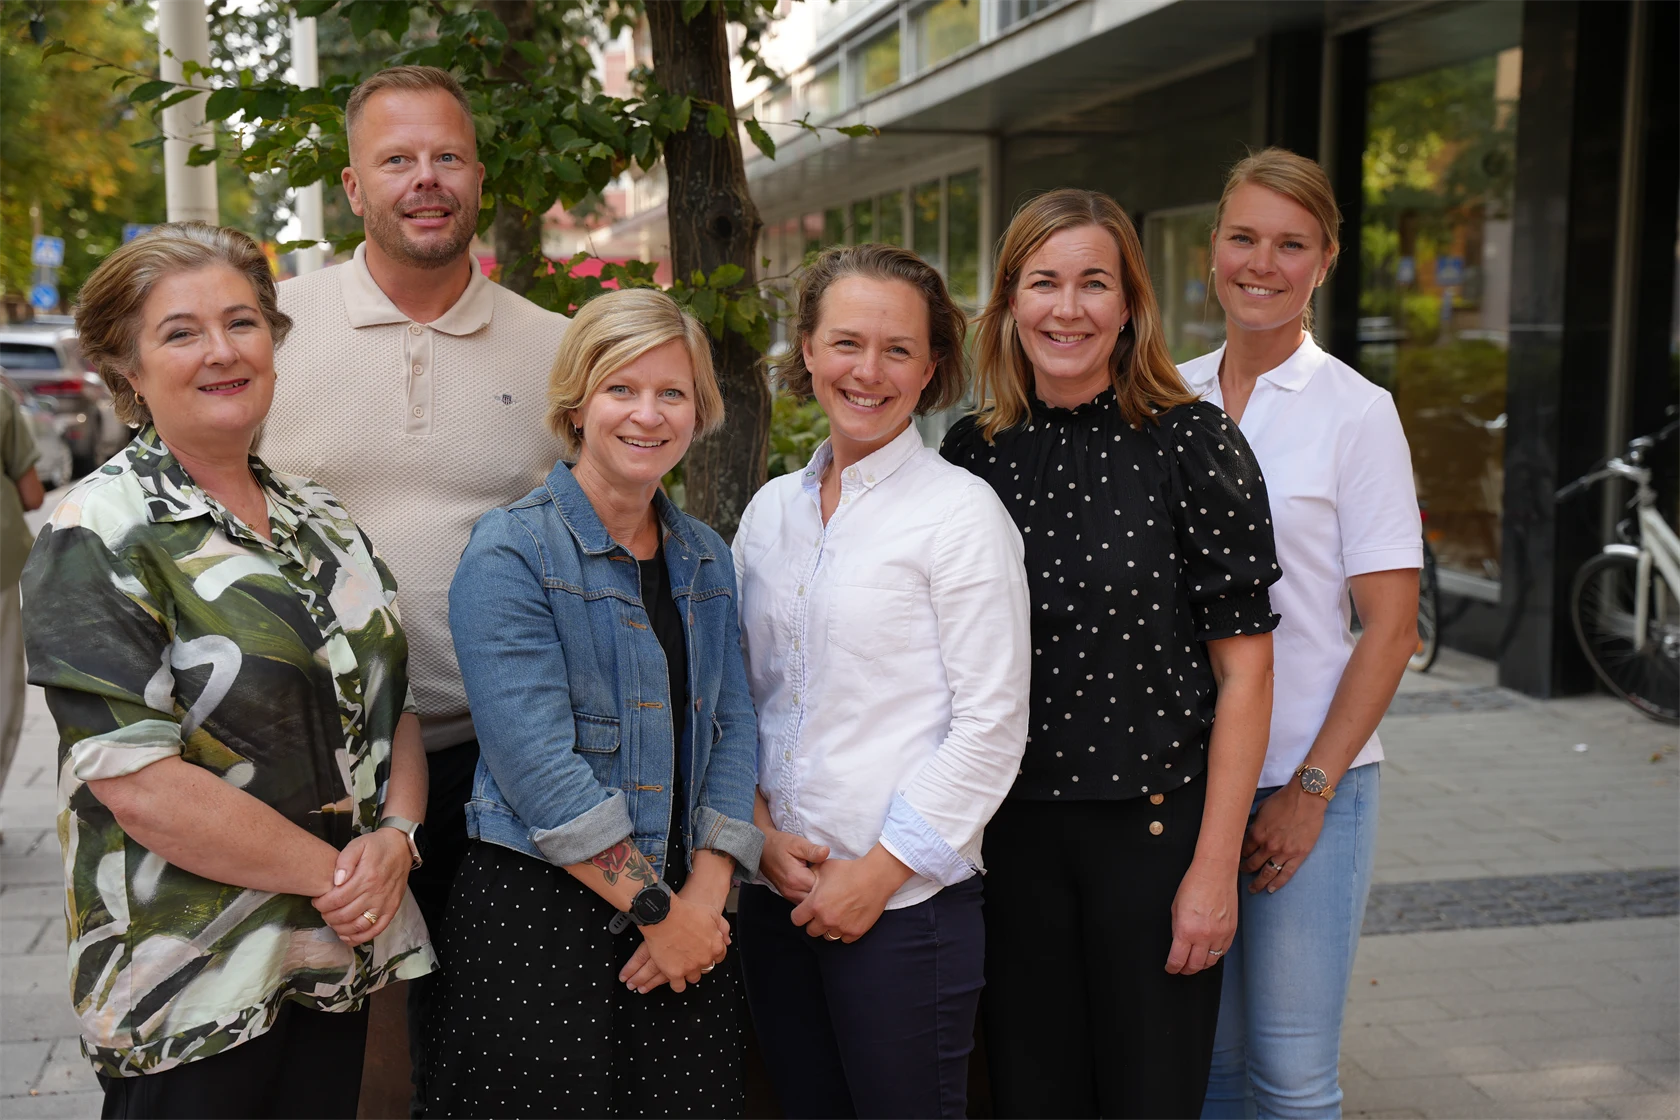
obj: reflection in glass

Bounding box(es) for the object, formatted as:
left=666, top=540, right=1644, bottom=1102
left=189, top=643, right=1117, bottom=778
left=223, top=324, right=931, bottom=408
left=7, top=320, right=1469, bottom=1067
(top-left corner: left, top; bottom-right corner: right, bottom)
left=915, top=0, right=981, bottom=71
left=1360, top=44, right=1521, bottom=582
left=857, top=27, right=901, bottom=98
left=879, top=190, right=905, bottom=246
left=947, top=170, right=981, bottom=305
left=806, top=67, right=841, bottom=118
left=850, top=198, right=875, bottom=244
left=1144, top=205, right=1225, bottom=364
left=913, top=179, right=943, bottom=271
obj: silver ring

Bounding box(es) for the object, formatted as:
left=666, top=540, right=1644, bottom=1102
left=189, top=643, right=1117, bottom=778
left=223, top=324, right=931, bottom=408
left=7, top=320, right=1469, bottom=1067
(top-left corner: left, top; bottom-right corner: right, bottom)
left=1208, top=948, right=1225, bottom=958
left=824, top=932, right=841, bottom=941
left=1267, top=860, right=1284, bottom=872
left=700, top=964, right=715, bottom=973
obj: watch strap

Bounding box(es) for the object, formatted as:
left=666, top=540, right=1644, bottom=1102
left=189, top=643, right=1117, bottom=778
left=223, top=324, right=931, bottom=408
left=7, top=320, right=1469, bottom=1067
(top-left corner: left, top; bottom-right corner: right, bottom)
left=609, top=879, right=674, bottom=934
left=1293, top=765, right=1337, bottom=802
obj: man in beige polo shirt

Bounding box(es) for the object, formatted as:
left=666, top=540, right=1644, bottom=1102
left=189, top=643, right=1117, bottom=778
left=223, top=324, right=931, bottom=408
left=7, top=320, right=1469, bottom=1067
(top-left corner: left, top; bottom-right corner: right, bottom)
left=259, top=65, right=567, bottom=1112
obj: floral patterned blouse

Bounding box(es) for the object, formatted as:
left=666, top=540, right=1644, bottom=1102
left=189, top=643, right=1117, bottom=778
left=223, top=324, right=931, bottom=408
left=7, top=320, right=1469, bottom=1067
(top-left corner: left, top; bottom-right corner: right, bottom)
left=21, top=427, right=435, bottom=1078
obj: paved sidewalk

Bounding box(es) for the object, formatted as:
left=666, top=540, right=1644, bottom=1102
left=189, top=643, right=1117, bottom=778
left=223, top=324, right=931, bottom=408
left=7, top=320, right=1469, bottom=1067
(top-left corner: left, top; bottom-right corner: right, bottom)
left=2, top=549, right=1675, bottom=1117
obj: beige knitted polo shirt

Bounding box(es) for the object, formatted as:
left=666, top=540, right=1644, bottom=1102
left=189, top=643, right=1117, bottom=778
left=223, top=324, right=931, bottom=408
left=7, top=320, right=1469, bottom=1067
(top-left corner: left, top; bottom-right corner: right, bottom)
left=260, top=244, right=568, bottom=749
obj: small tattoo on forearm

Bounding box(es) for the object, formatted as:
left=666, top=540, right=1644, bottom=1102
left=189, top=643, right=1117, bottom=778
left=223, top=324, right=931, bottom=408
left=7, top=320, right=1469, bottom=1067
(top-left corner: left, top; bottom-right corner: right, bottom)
left=591, top=840, right=656, bottom=889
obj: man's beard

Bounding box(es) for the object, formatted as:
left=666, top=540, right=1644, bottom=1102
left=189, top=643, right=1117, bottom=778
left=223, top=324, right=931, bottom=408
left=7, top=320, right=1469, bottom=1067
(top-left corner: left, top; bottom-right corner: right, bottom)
left=364, top=190, right=478, bottom=269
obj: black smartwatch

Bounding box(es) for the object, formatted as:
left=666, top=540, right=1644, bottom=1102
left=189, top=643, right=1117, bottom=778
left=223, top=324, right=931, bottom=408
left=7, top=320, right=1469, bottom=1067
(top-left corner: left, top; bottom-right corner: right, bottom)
left=608, top=880, right=675, bottom=934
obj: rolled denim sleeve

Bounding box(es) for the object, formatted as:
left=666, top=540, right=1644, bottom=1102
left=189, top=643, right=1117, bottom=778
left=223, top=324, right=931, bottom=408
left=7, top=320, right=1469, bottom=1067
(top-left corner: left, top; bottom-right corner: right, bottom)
left=449, top=509, right=632, bottom=867
left=692, top=537, right=763, bottom=877
left=881, top=481, right=1031, bottom=883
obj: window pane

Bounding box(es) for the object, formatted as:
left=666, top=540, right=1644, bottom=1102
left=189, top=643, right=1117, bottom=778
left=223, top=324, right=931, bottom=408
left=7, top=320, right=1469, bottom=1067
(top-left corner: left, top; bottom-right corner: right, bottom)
left=997, top=0, right=1056, bottom=32
left=915, top=0, right=980, bottom=70
left=878, top=190, right=905, bottom=246
left=823, top=207, right=846, bottom=247
left=850, top=198, right=875, bottom=244
left=858, top=26, right=901, bottom=98
left=807, top=67, right=841, bottom=118
left=912, top=179, right=943, bottom=270
left=803, top=213, right=824, bottom=257
left=1360, top=38, right=1521, bottom=582
left=947, top=170, right=981, bottom=305
left=1144, top=206, right=1224, bottom=364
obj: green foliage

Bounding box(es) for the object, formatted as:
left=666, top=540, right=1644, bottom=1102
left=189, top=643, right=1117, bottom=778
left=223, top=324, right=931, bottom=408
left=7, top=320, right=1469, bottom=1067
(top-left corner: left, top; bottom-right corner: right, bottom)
left=767, top=393, right=829, bottom=479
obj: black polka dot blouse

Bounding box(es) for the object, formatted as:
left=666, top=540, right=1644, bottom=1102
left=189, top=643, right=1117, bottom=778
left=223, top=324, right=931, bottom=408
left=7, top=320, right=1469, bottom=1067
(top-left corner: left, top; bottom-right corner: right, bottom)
left=940, top=391, right=1280, bottom=802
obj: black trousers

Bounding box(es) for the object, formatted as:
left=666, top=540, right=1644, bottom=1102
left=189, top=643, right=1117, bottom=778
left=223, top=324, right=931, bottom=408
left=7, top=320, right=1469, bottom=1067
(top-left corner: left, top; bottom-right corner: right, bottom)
left=736, top=878, right=986, bottom=1119
left=421, top=839, right=746, bottom=1118
left=982, top=774, right=1224, bottom=1119
left=98, top=1000, right=370, bottom=1119
left=405, top=737, right=479, bottom=1117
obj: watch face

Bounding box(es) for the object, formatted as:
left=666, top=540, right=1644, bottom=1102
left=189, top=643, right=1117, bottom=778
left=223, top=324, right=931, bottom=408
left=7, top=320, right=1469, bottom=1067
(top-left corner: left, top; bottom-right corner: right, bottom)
left=631, top=885, right=671, bottom=925
left=1299, top=767, right=1329, bottom=794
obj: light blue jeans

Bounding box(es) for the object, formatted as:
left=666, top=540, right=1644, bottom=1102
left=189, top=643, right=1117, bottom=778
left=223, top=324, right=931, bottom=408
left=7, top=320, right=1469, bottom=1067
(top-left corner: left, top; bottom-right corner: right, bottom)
left=1202, top=762, right=1380, bottom=1120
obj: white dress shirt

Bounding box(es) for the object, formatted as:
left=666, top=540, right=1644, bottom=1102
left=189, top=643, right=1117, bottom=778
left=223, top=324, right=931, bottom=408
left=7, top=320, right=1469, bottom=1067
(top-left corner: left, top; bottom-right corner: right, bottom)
left=1179, top=335, right=1422, bottom=789
left=733, top=423, right=1031, bottom=910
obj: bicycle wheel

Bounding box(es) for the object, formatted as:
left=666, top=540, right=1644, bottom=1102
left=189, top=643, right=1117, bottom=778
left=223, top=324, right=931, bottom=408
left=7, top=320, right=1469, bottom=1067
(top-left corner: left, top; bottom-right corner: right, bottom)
left=1409, top=541, right=1440, bottom=672
left=1570, top=551, right=1680, bottom=723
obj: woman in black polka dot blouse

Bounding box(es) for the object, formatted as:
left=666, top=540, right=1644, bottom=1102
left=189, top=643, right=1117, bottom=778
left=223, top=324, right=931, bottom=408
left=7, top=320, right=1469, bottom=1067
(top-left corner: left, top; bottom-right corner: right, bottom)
left=941, top=189, right=1280, bottom=1119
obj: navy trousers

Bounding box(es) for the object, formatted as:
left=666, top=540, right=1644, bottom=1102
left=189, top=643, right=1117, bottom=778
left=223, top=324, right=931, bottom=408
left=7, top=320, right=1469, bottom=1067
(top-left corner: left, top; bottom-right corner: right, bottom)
left=737, top=877, right=985, bottom=1119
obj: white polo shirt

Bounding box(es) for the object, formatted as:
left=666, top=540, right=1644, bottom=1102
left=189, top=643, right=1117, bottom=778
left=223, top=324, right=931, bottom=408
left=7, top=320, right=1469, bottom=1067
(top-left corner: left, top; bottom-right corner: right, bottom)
left=1179, top=335, right=1421, bottom=788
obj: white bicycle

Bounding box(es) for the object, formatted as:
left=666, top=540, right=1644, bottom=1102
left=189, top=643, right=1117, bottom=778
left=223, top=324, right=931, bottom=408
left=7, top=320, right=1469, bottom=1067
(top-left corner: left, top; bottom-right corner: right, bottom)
left=1556, top=415, right=1680, bottom=723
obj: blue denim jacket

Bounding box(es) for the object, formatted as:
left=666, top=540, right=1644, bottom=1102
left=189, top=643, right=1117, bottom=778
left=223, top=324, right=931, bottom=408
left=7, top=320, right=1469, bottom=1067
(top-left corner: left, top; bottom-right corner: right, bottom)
left=448, top=460, right=762, bottom=879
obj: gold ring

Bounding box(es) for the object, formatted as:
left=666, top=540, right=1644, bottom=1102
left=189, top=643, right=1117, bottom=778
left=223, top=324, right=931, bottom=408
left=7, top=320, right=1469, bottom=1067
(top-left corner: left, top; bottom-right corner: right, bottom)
left=362, top=909, right=379, bottom=925
left=700, top=964, right=715, bottom=973
left=824, top=932, right=841, bottom=941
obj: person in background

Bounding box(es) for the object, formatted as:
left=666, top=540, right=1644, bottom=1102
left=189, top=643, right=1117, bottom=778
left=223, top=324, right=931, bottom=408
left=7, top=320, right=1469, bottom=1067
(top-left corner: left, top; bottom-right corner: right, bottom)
left=942, top=188, right=1279, bottom=1118
left=733, top=244, right=1031, bottom=1119
left=23, top=222, right=432, bottom=1119
left=257, top=64, right=569, bottom=1111
left=1185, top=148, right=1421, bottom=1120
left=424, top=288, right=761, bottom=1118
left=0, top=381, right=44, bottom=831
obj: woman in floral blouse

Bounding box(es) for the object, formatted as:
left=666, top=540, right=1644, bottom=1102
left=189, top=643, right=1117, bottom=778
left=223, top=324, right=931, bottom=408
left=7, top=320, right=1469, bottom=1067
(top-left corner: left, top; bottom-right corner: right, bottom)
left=22, top=223, right=433, bottom=1119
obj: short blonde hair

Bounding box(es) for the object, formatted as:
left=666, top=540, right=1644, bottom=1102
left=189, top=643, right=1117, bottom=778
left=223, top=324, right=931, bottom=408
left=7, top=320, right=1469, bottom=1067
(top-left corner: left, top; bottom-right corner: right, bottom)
left=346, top=65, right=475, bottom=159
left=770, top=243, right=969, bottom=415
left=73, top=222, right=292, bottom=427
left=973, top=189, right=1195, bottom=439
left=546, top=288, right=723, bottom=458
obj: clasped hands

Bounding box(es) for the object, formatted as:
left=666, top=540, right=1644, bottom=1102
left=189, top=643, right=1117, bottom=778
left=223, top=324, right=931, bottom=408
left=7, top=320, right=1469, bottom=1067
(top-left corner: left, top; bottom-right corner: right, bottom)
left=760, top=825, right=911, bottom=944
left=312, top=827, right=412, bottom=947
left=620, top=855, right=734, bottom=996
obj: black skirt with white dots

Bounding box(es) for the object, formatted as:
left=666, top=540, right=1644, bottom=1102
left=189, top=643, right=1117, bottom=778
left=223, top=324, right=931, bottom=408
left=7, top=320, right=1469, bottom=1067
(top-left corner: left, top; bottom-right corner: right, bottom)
left=421, top=838, right=745, bottom=1119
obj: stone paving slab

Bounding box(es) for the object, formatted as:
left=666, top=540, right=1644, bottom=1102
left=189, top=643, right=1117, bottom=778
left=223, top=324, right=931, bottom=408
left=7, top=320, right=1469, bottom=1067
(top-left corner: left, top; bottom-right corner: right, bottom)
left=1364, top=868, right=1679, bottom=934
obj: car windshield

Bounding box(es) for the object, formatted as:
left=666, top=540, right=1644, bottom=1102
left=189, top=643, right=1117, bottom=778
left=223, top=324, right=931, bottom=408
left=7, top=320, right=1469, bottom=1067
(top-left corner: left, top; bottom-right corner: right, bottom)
left=0, top=343, right=64, bottom=371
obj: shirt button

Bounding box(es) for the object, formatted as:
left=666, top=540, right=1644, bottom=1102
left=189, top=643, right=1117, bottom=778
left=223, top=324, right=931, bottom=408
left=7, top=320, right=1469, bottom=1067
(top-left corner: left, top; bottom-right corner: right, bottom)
left=783, top=750, right=792, bottom=761
left=792, top=692, right=800, bottom=705
left=408, top=324, right=422, bottom=335
left=1149, top=793, right=1164, bottom=805
left=693, top=698, right=701, bottom=711
left=845, top=467, right=858, bottom=480
left=411, top=406, right=424, bottom=418
left=1148, top=820, right=1164, bottom=836
left=412, top=363, right=423, bottom=375
left=797, top=585, right=806, bottom=596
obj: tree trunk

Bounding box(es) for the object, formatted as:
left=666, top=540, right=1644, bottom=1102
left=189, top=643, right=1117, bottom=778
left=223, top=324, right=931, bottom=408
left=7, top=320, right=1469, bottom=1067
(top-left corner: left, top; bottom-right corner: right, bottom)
left=484, top=0, right=540, bottom=297
left=647, top=1, right=767, bottom=540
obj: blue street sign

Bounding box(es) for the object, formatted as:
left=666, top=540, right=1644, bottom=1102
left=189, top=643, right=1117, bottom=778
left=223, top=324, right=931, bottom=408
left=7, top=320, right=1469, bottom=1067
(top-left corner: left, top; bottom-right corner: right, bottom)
left=122, top=224, right=156, bottom=243
left=29, top=283, right=59, bottom=311
left=1434, top=256, right=1465, bottom=286
left=31, top=235, right=64, bottom=268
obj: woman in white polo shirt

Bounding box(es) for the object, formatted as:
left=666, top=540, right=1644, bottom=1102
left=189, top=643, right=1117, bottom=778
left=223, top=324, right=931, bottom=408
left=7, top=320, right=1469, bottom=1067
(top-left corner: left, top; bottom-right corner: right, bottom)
left=732, top=243, right=1030, bottom=1119
left=1181, top=148, right=1422, bottom=1120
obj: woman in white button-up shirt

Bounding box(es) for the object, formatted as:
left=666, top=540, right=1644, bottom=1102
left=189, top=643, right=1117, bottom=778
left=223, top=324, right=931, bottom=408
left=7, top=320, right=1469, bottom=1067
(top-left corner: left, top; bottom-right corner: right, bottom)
left=733, top=244, right=1031, bottom=1119
left=1183, top=149, right=1422, bottom=1120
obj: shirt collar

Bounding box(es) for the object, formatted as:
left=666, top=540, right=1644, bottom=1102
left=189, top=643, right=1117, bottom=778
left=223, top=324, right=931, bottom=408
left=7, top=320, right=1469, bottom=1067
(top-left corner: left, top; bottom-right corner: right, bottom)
left=129, top=425, right=300, bottom=548
left=1184, top=334, right=1325, bottom=398
left=798, top=422, right=924, bottom=501
left=341, top=241, right=495, bottom=335
left=541, top=459, right=713, bottom=561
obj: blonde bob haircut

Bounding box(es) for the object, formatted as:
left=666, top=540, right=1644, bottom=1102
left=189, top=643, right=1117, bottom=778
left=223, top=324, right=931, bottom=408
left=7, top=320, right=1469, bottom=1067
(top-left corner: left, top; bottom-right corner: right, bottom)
left=546, top=287, right=723, bottom=459
left=972, top=189, right=1195, bottom=440
left=74, top=221, right=293, bottom=428
left=1212, top=147, right=1342, bottom=332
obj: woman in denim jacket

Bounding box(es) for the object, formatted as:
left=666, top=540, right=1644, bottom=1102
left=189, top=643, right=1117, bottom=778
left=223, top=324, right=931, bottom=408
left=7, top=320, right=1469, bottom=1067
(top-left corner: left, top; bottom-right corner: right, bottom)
left=421, top=289, right=763, bottom=1119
